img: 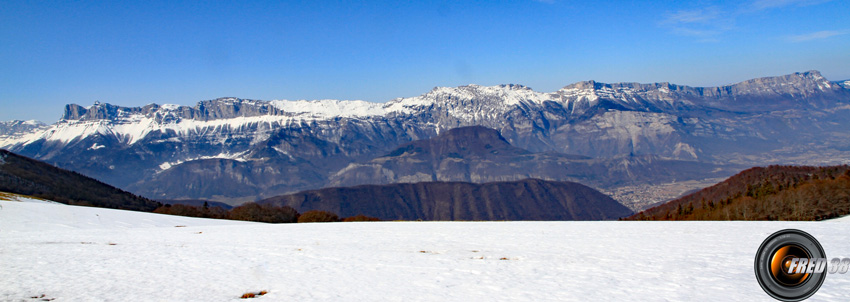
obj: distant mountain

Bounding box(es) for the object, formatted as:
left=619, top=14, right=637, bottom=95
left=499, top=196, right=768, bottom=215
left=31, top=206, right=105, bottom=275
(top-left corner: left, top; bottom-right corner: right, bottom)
left=627, top=165, right=850, bottom=220
left=329, top=126, right=735, bottom=190
left=1, top=70, right=848, bottom=203
left=157, top=199, right=234, bottom=210
left=259, top=179, right=633, bottom=221
left=0, top=120, right=48, bottom=140
left=0, top=149, right=160, bottom=211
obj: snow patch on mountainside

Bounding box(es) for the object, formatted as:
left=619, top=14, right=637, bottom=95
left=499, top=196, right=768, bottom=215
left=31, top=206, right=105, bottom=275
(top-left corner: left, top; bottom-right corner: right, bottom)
left=157, top=151, right=249, bottom=172
left=2, top=114, right=345, bottom=148
left=0, top=120, right=50, bottom=147
left=0, top=131, right=42, bottom=149
left=384, top=84, right=558, bottom=123
left=42, top=121, right=114, bottom=144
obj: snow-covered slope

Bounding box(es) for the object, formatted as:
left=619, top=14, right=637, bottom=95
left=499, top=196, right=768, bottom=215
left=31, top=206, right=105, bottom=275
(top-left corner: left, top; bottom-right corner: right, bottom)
left=0, top=192, right=248, bottom=231
left=270, top=99, right=387, bottom=118
left=0, top=120, right=48, bottom=147
left=2, top=196, right=850, bottom=301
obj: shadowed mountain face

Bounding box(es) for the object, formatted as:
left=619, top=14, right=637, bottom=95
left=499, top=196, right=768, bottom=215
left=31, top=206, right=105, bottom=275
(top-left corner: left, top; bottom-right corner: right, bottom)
left=259, top=179, right=633, bottom=221
left=125, top=157, right=328, bottom=204
left=383, top=126, right=533, bottom=159
left=1, top=71, right=848, bottom=202
left=0, top=149, right=160, bottom=211
left=329, top=126, right=736, bottom=190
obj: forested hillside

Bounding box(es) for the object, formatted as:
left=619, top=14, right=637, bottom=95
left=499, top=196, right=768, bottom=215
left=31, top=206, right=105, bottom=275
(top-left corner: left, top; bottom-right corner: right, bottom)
left=628, top=165, right=850, bottom=220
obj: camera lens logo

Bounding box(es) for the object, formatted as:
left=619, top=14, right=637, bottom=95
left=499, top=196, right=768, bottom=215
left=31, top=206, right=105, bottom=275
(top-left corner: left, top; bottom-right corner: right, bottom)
left=755, top=229, right=827, bottom=301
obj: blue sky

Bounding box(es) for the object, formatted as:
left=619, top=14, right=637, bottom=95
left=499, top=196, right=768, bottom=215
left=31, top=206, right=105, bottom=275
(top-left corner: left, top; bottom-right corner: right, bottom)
left=1, top=0, right=849, bottom=122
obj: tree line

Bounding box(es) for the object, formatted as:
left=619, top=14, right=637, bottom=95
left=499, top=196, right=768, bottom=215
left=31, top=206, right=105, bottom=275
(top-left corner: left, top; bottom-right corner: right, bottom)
left=153, top=202, right=380, bottom=223
left=628, top=165, right=850, bottom=221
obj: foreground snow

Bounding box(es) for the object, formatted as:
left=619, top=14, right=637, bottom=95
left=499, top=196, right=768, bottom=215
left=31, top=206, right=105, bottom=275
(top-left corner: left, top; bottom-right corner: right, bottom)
left=2, top=199, right=850, bottom=301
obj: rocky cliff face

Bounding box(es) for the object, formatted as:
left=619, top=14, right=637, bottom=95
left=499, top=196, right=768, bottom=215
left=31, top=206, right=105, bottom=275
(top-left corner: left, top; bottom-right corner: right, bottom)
left=62, top=98, right=286, bottom=122
left=1, top=71, right=848, bottom=203
left=328, top=126, right=733, bottom=190
left=557, top=71, right=843, bottom=112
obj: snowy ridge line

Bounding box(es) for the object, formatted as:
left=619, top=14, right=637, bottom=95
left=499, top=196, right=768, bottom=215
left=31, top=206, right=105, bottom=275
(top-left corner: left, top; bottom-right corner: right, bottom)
left=2, top=70, right=845, bottom=150
left=0, top=84, right=559, bottom=148
left=0, top=120, right=45, bottom=126
left=269, top=99, right=386, bottom=118
left=2, top=113, right=353, bottom=148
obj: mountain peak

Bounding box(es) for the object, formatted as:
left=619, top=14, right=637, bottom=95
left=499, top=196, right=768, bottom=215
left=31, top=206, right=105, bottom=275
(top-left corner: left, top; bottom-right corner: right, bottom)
left=561, top=80, right=599, bottom=90
left=740, top=69, right=827, bottom=85
left=428, top=83, right=534, bottom=95
left=559, top=70, right=832, bottom=91
left=799, top=70, right=824, bottom=78
left=499, top=83, right=532, bottom=90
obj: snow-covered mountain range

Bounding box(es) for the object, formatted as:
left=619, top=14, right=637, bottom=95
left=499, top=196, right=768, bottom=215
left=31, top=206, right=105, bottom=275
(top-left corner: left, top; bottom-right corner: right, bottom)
left=2, top=70, right=849, bottom=204
left=0, top=120, right=48, bottom=142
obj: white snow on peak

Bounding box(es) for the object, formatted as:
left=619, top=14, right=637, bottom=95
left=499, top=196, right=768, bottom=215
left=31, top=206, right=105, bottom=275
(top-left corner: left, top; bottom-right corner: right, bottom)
left=2, top=72, right=834, bottom=150
left=384, top=84, right=554, bottom=115
left=271, top=99, right=386, bottom=118
left=438, top=84, right=552, bottom=105
left=0, top=82, right=630, bottom=149
left=160, top=104, right=180, bottom=110
left=3, top=113, right=316, bottom=148
left=268, top=85, right=548, bottom=119
left=47, top=121, right=116, bottom=144
left=805, top=71, right=827, bottom=81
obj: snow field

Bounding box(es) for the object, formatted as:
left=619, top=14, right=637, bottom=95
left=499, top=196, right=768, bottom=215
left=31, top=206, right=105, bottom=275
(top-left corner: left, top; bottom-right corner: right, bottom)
left=2, top=199, right=850, bottom=301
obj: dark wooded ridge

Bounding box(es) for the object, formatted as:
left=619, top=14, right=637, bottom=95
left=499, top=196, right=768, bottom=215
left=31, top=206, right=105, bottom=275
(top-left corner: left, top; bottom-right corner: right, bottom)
left=627, top=165, right=850, bottom=221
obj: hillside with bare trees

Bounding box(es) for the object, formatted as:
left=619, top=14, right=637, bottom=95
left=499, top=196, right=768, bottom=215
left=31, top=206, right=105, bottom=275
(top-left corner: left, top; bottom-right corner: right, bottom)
left=627, top=165, right=850, bottom=220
